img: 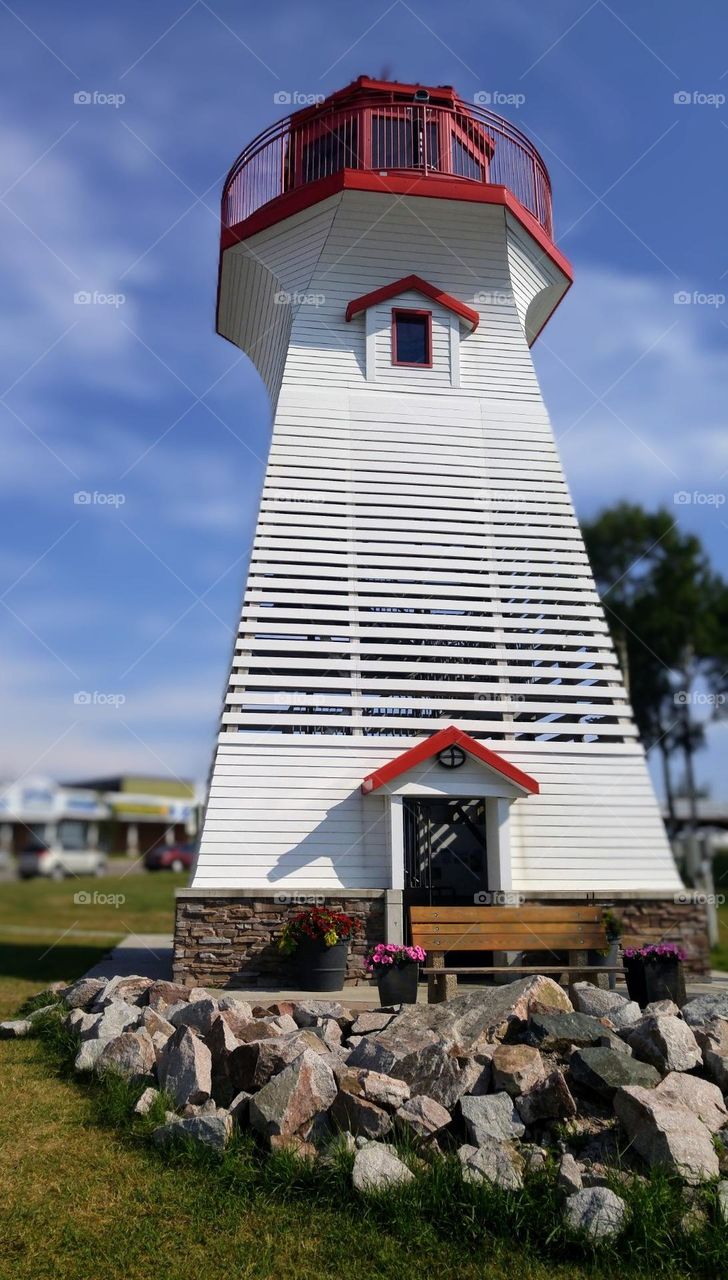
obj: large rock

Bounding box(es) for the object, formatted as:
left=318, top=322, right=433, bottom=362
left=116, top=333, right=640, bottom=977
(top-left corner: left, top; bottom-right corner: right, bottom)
left=96, top=1028, right=155, bottom=1079
left=74, top=1039, right=112, bottom=1072
left=0, top=1019, right=32, bottom=1038
left=557, top=1153, right=583, bottom=1195
left=134, top=1086, right=160, bottom=1116
left=624, top=1015, right=701, bottom=1073
left=93, top=975, right=153, bottom=1009
left=608, top=1001, right=642, bottom=1030
left=570, top=984, right=632, bottom=1019
left=170, top=998, right=220, bottom=1037
left=153, top=1108, right=232, bottom=1151
left=249, top=1049, right=337, bottom=1150
left=66, top=1008, right=102, bottom=1037
left=84, top=1000, right=142, bottom=1042
left=352, top=1142, right=414, bottom=1192
left=63, top=977, right=106, bottom=1010
left=458, top=1139, right=524, bottom=1191
left=146, top=981, right=192, bottom=1014
left=564, top=1187, right=626, bottom=1241
left=614, top=1084, right=720, bottom=1183
left=682, top=993, right=728, bottom=1028
left=491, top=1044, right=544, bottom=1097
left=694, top=1018, right=728, bottom=1092
left=350, top=1010, right=397, bottom=1036
left=516, top=1069, right=577, bottom=1125
left=527, top=1012, right=611, bottom=1050
left=654, top=1073, right=728, bottom=1134
left=356, top=977, right=572, bottom=1061
left=569, top=1047, right=660, bottom=1100
left=460, top=1092, right=525, bottom=1144
left=205, top=1015, right=243, bottom=1107
left=291, top=1000, right=353, bottom=1030
left=157, top=1026, right=212, bottom=1108
left=229, top=1029, right=327, bottom=1093
left=330, top=1068, right=408, bottom=1139
left=347, top=1034, right=492, bottom=1109
left=396, top=1095, right=451, bottom=1141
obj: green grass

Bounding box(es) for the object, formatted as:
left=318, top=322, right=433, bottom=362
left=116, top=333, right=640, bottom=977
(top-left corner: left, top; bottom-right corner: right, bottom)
left=710, top=902, right=728, bottom=973
left=0, top=870, right=184, bottom=1020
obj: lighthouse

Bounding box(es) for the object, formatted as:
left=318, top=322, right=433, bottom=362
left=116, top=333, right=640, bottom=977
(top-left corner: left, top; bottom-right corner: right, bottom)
left=173, top=77, right=695, bottom=989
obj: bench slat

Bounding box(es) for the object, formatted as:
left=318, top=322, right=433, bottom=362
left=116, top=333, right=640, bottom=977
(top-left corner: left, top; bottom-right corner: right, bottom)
left=421, top=965, right=622, bottom=975
left=410, top=906, right=604, bottom=924
left=411, top=932, right=607, bottom=951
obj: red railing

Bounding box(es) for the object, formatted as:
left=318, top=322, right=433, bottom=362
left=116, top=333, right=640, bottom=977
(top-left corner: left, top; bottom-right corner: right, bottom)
left=222, top=99, right=553, bottom=240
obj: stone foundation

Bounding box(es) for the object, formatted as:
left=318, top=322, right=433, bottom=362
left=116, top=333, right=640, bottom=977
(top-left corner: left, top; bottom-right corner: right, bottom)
left=173, top=889, right=385, bottom=988
left=173, top=888, right=712, bottom=989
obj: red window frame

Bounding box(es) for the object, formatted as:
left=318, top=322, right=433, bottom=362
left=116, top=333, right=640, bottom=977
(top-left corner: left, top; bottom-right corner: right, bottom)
left=391, top=308, right=433, bottom=368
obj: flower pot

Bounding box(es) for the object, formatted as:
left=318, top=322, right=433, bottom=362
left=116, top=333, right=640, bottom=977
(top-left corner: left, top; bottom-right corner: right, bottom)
left=294, top=938, right=348, bottom=992
left=623, top=956, right=649, bottom=1008
left=376, top=961, right=419, bottom=1005
left=588, top=941, right=620, bottom=991
left=644, top=956, right=686, bottom=1007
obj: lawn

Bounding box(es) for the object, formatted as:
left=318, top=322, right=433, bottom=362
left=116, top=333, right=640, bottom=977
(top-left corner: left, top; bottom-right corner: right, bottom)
left=0, top=869, right=184, bottom=1020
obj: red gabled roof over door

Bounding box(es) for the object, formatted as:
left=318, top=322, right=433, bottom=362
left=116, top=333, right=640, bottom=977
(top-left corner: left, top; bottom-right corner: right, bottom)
left=360, top=725, right=540, bottom=795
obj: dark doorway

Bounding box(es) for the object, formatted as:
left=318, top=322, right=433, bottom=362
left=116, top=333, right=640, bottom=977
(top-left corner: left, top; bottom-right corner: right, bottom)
left=403, top=797, right=487, bottom=906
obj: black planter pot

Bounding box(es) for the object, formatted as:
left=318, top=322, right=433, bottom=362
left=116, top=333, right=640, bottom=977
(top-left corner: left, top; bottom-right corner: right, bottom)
left=623, top=956, right=649, bottom=1008
left=376, top=961, right=419, bottom=1005
left=644, top=957, right=686, bottom=1007
left=294, top=939, right=349, bottom=992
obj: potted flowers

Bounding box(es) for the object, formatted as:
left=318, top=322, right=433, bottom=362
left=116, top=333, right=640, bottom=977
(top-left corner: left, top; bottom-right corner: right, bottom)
left=278, top=906, right=361, bottom=991
left=622, top=942, right=687, bottom=1008
left=365, top=943, right=426, bottom=1005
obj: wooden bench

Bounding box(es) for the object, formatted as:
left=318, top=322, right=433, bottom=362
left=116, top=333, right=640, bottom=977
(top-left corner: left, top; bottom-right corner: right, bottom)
left=410, top=905, right=620, bottom=1003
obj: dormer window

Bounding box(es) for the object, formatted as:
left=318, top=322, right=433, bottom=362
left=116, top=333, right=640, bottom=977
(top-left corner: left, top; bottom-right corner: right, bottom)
left=392, top=308, right=432, bottom=367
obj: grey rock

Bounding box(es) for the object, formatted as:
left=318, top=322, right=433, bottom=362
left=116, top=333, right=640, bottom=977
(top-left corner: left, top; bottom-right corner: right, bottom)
left=569, top=1047, right=660, bottom=1099
left=0, top=1019, right=32, bottom=1038
left=84, top=999, right=142, bottom=1042
left=331, top=1086, right=392, bottom=1140
left=204, top=1015, right=243, bottom=1107
left=170, top=997, right=220, bottom=1036
left=133, top=1086, right=160, bottom=1116
left=396, top=1094, right=451, bottom=1140
left=491, top=1043, right=544, bottom=1097
left=717, top=1180, right=728, bottom=1225
left=352, top=1142, right=414, bottom=1192
left=350, top=1010, right=397, bottom=1036
left=348, top=1033, right=489, bottom=1109
left=146, top=981, right=192, bottom=1014
left=564, top=1187, right=626, bottom=1241
left=74, top=1038, right=112, bottom=1072
left=644, top=1000, right=680, bottom=1017
left=614, top=1084, right=720, bottom=1184
left=624, top=1015, right=701, bottom=1073
left=527, top=1012, right=611, bottom=1050
left=229, top=1029, right=327, bottom=1093
left=249, top=1049, right=337, bottom=1149
left=291, top=1000, right=353, bottom=1030
left=682, top=993, right=728, bottom=1028
left=516, top=1069, right=577, bottom=1125
left=558, top=1153, right=584, bottom=1195
left=27, top=1004, right=58, bottom=1022
left=63, top=977, right=107, bottom=1009
left=96, top=1028, right=155, bottom=1079
left=93, top=975, right=153, bottom=1009
left=654, top=1072, right=728, bottom=1134
left=141, top=1006, right=176, bottom=1040
left=458, top=1138, right=524, bottom=1190
left=597, top=1031, right=632, bottom=1055
left=66, top=1007, right=102, bottom=1036
left=153, top=1109, right=232, bottom=1151
left=460, top=1092, right=525, bottom=1144
left=695, top=1018, right=728, bottom=1092
left=229, top=1090, right=252, bottom=1125
left=608, top=1001, right=642, bottom=1029
left=570, top=984, right=631, bottom=1018
left=157, top=1026, right=212, bottom=1108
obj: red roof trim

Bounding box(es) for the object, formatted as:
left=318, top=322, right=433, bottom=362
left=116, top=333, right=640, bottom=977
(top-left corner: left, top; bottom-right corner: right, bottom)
left=360, top=725, right=540, bottom=795
left=346, top=275, right=480, bottom=330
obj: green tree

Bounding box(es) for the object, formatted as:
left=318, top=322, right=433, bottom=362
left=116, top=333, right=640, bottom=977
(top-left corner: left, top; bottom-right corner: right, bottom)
left=582, top=503, right=728, bottom=839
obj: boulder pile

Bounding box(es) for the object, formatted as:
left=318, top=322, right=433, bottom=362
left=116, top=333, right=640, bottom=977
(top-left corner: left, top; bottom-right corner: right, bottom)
left=7, top=973, right=728, bottom=1242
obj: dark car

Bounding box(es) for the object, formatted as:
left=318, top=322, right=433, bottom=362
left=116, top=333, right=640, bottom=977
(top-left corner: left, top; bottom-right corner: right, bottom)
left=144, top=842, right=195, bottom=872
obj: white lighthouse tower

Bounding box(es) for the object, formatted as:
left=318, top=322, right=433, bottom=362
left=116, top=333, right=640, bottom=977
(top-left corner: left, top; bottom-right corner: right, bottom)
left=174, top=77, right=688, bottom=988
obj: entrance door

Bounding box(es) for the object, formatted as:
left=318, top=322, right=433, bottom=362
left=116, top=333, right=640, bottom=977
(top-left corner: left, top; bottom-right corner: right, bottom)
left=403, top=797, right=487, bottom=907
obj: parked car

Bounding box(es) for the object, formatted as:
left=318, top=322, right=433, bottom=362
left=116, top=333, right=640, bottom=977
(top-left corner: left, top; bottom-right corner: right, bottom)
left=144, top=842, right=195, bottom=873
left=18, top=827, right=108, bottom=880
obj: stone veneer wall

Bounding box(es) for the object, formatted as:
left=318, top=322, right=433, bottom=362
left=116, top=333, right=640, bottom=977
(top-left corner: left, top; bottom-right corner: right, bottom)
left=173, top=890, right=385, bottom=989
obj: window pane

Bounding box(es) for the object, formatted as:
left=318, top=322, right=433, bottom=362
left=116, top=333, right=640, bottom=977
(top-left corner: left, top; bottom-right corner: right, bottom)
left=394, top=312, right=430, bottom=365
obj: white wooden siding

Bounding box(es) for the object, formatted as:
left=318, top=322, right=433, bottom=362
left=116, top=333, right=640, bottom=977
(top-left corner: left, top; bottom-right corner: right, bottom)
left=203, top=186, right=677, bottom=893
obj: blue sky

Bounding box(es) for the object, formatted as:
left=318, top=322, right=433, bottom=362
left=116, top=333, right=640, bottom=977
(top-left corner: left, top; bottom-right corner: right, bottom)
left=2, top=0, right=727, bottom=798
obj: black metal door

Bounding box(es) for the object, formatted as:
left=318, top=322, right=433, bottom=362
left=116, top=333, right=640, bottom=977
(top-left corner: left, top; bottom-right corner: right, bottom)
left=403, top=797, right=487, bottom=908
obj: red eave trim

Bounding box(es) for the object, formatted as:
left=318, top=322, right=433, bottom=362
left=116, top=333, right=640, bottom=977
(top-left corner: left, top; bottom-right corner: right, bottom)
left=360, top=725, right=540, bottom=796
left=220, top=170, right=574, bottom=309
left=346, top=274, right=479, bottom=330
